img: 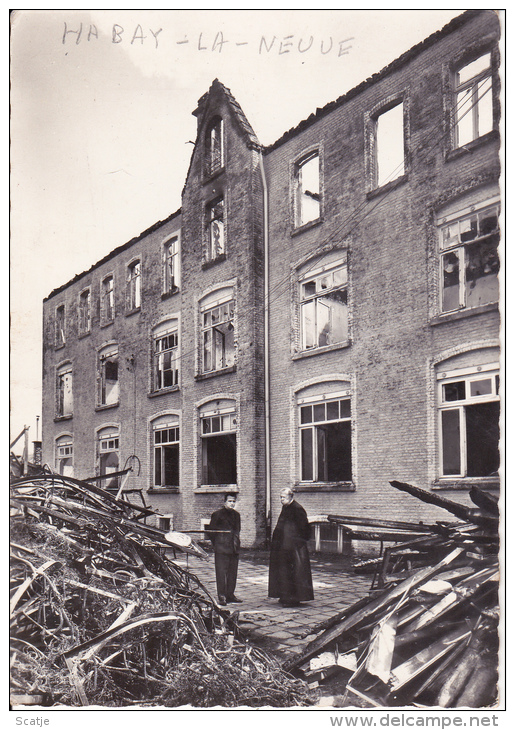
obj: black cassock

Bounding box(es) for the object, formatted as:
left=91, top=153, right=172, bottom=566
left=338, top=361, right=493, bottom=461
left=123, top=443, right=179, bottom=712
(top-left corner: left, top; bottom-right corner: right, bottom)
left=268, top=499, right=314, bottom=603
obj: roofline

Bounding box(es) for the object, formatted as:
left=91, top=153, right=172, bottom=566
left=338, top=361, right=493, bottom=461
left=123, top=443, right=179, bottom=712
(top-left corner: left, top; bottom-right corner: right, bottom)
left=44, top=207, right=181, bottom=302
left=264, top=9, right=494, bottom=154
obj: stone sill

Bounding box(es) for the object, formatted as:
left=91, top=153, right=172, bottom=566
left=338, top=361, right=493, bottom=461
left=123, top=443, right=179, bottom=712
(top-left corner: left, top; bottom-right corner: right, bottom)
left=367, top=173, right=408, bottom=200
left=194, top=485, right=239, bottom=494
left=293, top=340, right=351, bottom=360
left=432, top=478, right=500, bottom=492
left=445, top=130, right=499, bottom=162
left=429, top=302, right=498, bottom=326
left=148, top=386, right=180, bottom=398
left=202, top=254, right=227, bottom=270
left=125, top=307, right=141, bottom=318
left=54, top=414, right=73, bottom=422
left=294, top=482, right=355, bottom=493
left=148, top=487, right=180, bottom=495
left=195, top=365, right=236, bottom=381
left=78, top=331, right=91, bottom=340
left=161, top=288, right=180, bottom=301
left=291, top=217, right=323, bottom=237
left=95, top=403, right=119, bottom=412
left=100, top=320, right=114, bottom=329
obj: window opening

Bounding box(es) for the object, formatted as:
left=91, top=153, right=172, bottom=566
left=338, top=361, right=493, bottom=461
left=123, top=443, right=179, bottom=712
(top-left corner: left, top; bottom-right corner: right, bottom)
left=438, top=365, right=499, bottom=478
left=201, top=298, right=235, bottom=372
left=98, top=348, right=119, bottom=406
left=164, top=237, right=179, bottom=293
left=55, top=305, right=65, bottom=347
left=56, top=365, right=73, bottom=417
left=101, top=276, right=114, bottom=322
left=455, top=53, right=493, bottom=148
left=207, top=198, right=225, bottom=260
left=154, top=327, right=179, bottom=390
left=56, top=436, right=73, bottom=477
left=98, top=431, right=120, bottom=490
left=201, top=409, right=237, bottom=485
left=154, top=423, right=180, bottom=487
left=295, top=152, right=320, bottom=227
left=301, top=262, right=348, bottom=349
left=78, top=289, right=91, bottom=335
left=375, top=102, right=404, bottom=188
left=299, top=397, right=352, bottom=482
left=439, top=202, right=500, bottom=312
left=206, top=118, right=224, bottom=176
left=126, top=260, right=141, bottom=311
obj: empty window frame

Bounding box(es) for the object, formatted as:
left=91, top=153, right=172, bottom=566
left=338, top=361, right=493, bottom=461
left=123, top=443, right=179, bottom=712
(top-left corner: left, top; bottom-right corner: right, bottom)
left=78, top=288, right=91, bottom=335
left=438, top=364, right=500, bottom=478
left=374, top=102, right=405, bottom=188
left=294, top=152, right=320, bottom=227
left=439, top=201, right=500, bottom=313
left=206, top=117, right=224, bottom=176
left=55, top=435, right=73, bottom=476
left=200, top=406, right=237, bottom=486
left=153, top=419, right=180, bottom=488
left=299, top=395, right=352, bottom=483
left=55, top=305, right=65, bottom=347
left=154, top=324, right=179, bottom=390
left=207, top=197, right=225, bottom=261
left=56, top=364, right=73, bottom=418
left=98, top=346, right=119, bottom=406
left=454, top=53, right=493, bottom=148
left=163, top=237, right=180, bottom=294
left=201, top=295, right=235, bottom=373
left=126, top=260, right=141, bottom=311
left=98, top=428, right=120, bottom=490
left=101, top=275, right=115, bottom=323
left=300, top=261, right=348, bottom=350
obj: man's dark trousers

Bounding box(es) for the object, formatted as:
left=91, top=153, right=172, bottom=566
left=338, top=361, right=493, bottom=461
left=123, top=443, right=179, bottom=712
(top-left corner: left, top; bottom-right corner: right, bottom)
left=214, top=552, right=238, bottom=601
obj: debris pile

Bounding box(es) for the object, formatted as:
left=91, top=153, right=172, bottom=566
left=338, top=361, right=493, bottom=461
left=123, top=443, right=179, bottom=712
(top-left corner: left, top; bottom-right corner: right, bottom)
left=10, top=474, right=314, bottom=708
left=285, top=481, right=500, bottom=709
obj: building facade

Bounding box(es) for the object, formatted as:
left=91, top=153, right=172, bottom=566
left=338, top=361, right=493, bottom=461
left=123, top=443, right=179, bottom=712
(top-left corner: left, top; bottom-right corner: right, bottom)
left=42, top=10, right=502, bottom=549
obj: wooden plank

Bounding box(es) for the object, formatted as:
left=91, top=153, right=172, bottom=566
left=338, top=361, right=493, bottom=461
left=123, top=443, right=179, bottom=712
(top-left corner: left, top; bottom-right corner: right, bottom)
left=327, top=514, right=435, bottom=533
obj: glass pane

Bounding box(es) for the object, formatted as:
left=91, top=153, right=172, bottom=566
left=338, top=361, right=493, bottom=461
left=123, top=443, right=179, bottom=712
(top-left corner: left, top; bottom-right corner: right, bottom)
left=317, top=300, right=330, bottom=347
left=465, top=238, right=499, bottom=308
left=441, top=409, right=461, bottom=476
left=202, top=418, right=211, bottom=434
left=332, top=267, right=348, bottom=287
left=340, top=399, right=351, bottom=419
left=478, top=85, right=493, bottom=137
left=203, top=433, right=236, bottom=484
left=326, top=421, right=352, bottom=481
left=328, top=289, right=348, bottom=344
left=154, top=447, right=162, bottom=485
left=203, top=331, right=212, bottom=372
left=459, top=215, right=478, bottom=242
left=376, top=103, right=404, bottom=187
left=465, top=402, right=500, bottom=477
left=442, top=251, right=460, bottom=312
left=313, top=403, right=326, bottom=422
left=300, top=405, right=312, bottom=424
left=301, top=301, right=316, bottom=349
left=457, top=54, right=490, bottom=85
left=211, top=416, right=221, bottom=433
left=317, top=426, right=327, bottom=481
left=456, top=89, right=474, bottom=147
left=302, top=280, right=317, bottom=298
left=478, top=208, right=498, bottom=237
left=326, top=401, right=339, bottom=421
left=155, top=430, right=162, bottom=444
left=443, top=381, right=466, bottom=402
left=441, top=221, right=459, bottom=249
left=163, top=445, right=180, bottom=486
left=470, top=378, right=492, bottom=397
left=301, top=428, right=313, bottom=481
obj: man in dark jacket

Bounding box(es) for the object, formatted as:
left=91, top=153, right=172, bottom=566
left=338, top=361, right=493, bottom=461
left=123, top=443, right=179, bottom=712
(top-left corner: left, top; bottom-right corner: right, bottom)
left=268, top=488, right=314, bottom=607
left=206, top=493, right=242, bottom=606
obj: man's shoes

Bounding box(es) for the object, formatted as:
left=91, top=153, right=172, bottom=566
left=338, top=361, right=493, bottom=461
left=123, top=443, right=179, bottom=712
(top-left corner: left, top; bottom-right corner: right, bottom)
left=227, top=596, right=243, bottom=603
left=218, top=596, right=227, bottom=606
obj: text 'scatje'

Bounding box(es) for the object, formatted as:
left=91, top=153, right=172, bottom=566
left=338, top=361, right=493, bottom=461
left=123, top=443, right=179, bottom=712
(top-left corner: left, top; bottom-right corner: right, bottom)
left=62, top=23, right=354, bottom=57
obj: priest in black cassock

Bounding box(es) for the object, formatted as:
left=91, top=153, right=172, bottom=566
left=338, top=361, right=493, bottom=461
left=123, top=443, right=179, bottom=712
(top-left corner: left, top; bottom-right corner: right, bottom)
left=268, top=488, right=314, bottom=607
left=206, top=493, right=242, bottom=606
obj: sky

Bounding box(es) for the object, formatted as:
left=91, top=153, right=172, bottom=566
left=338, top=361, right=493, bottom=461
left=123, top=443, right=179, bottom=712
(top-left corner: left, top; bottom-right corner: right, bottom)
left=10, top=8, right=478, bottom=448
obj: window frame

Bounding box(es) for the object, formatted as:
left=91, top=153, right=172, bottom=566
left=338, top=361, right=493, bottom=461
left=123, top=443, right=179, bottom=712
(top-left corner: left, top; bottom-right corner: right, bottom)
left=162, top=235, right=180, bottom=295
left=97, top=345, right=119, bottom=408
left=200, top=292, right=235, bottom=375
left=153, top=322, right=179, bottom=392
left=205, top=116, right=224, bottom=178
left=437, top=364, right=500, bottom=479
left=126, top=258, right=141, bottom=312
left=199, top=402, right=237, bottom=488
left=437, top=198, right=500, bottom=314
left=55, top=434, right=73, bottom=476
left=56, top=362, right=73, bottom=418
left=101, top=274, right=115, bottom=324
left=453, top=52, right=493, bottom=149
left=293, top=150, right=321, bottom=229
left=78, top=287, right=91, bottom=336
left=152, top=417, right=180, bottom=489
left=97, top=425, right=120, bottom=491
left=206, top=196, right=225, bottom=262
left=297, top=391, right=352, bottom=485
left=55, top=304, right=66, bottom=348
left=299, top=258, right=349, bottom=352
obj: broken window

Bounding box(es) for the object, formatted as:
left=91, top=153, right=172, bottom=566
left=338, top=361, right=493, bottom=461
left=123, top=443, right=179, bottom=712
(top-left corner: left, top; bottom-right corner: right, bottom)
left=438, top=365, right=500, bottom=478
left=56, top=435, right=73, bottom=477
left=295, top=152, right=320, bottom=227
left=78, top=288, right=91, bottom=335
left=300, top=260, right=348, bottom=350
left=153, top=419, right=180, bottom=488
left=98, top=346, right=119, bottom=406
left=101, top=275, right=114, bottom=323
left=56, top=364, right=73, bottom=418
left=299, top=395, right=352, bottom=483
left=98, top=428, right=120, bottom=491
left=207, top=197, right=225, bottom=261
left=454, top=53, right=493, bottom=148
left=200, top=405, right=237, bottom=486
left=154, top=324, right=179, bottom=390
left=126, top=260, right=141, bottom=311
left=55, top=305, right=65, bottom=347
left=201, top=296, right=235, bottom=373
left=375, top=102, right=405, bottom=188
left=439, top=202, right=500, bottom=312
left=206, top=117, right=224, bottom=176
left=163, top=237, right=179, bottom=293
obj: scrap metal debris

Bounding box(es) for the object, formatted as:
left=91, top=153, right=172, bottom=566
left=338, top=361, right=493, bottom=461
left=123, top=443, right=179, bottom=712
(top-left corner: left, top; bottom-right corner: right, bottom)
left=10, top=474, right=314, bottom=708
left=285, top=481, right=500, bottom=709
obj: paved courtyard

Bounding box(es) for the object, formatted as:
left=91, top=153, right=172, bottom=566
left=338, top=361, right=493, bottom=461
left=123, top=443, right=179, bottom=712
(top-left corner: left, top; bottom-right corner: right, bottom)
left=173, top=549, right=372, bottom=661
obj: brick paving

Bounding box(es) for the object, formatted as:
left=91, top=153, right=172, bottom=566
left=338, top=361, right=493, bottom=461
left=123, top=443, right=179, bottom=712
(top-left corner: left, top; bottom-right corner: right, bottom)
left=173, top=549, right=372, bottom=661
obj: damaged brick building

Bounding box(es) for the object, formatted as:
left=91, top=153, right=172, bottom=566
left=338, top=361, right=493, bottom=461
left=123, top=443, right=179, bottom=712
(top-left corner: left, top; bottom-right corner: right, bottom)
left=42, top=10, right=502, bottom=550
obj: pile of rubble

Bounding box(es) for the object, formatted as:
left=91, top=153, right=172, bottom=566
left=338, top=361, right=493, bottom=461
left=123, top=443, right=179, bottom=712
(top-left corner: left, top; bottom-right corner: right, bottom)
left=10, top=474, right=314, bottom=708
left=285, top=481, right=500, bottom=709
